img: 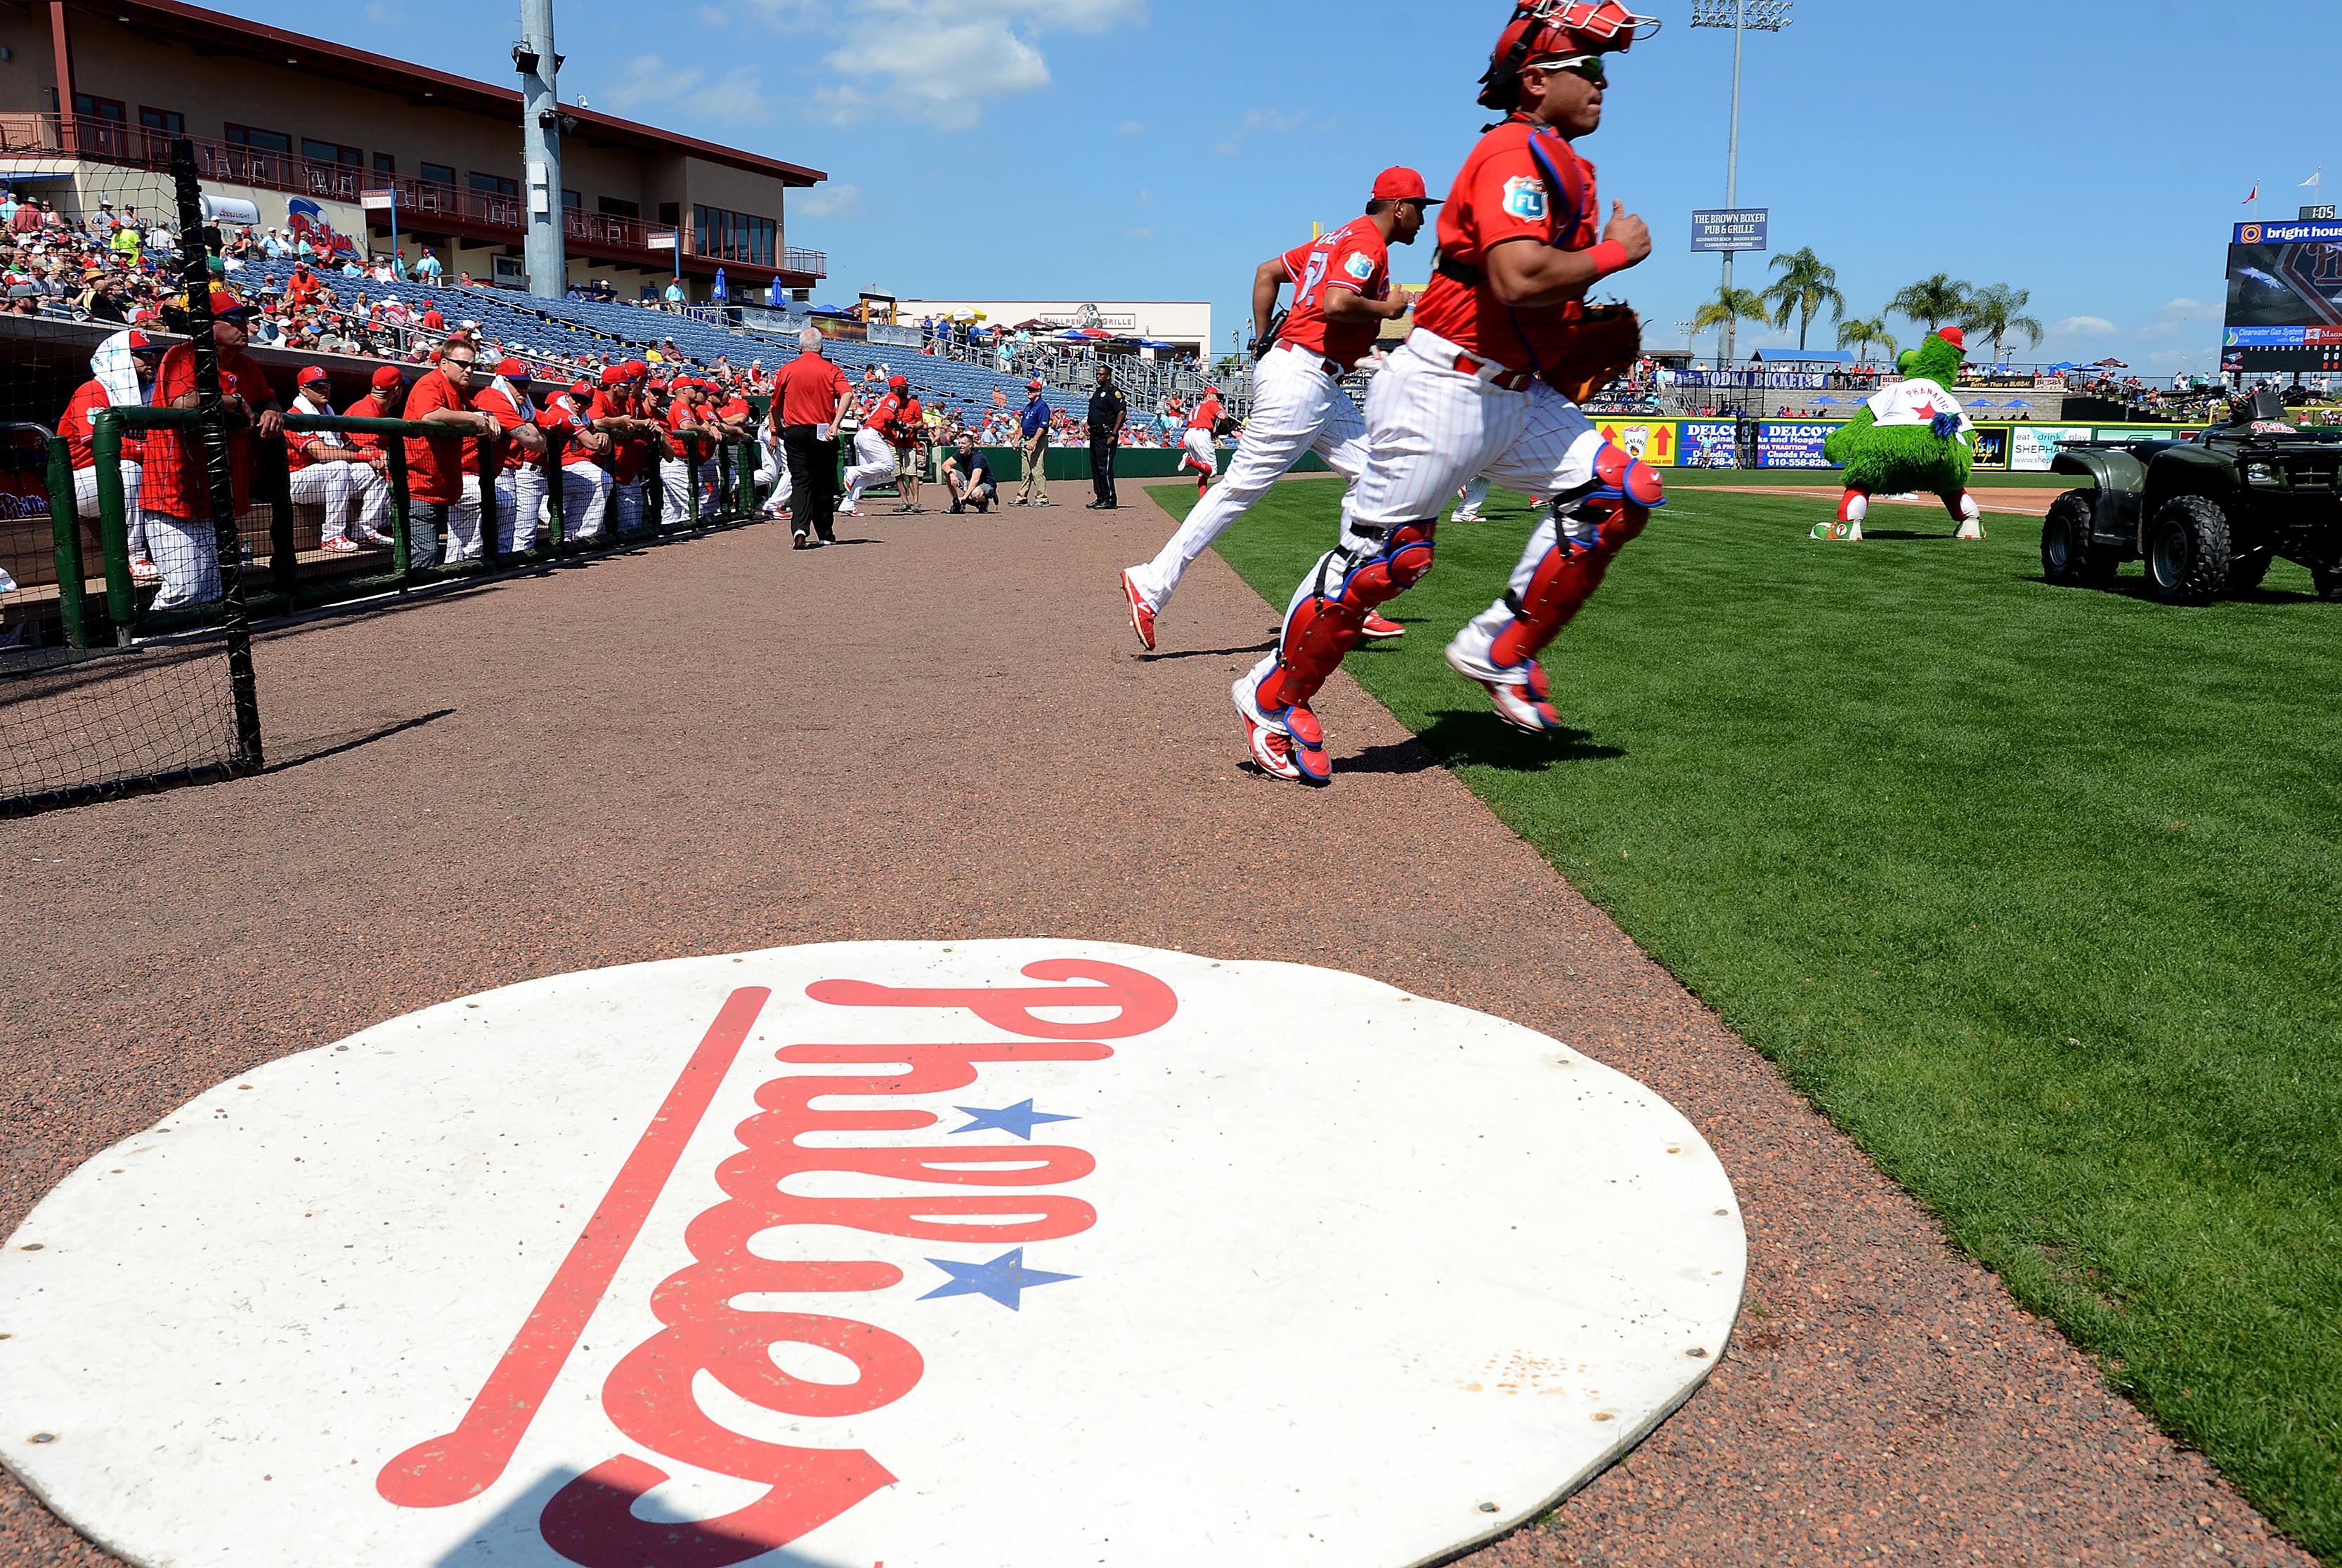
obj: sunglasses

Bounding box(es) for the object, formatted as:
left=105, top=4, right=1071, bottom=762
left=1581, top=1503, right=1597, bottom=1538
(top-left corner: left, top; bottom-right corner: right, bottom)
left=1533, top=53, right=1608, bottom=84
left=442, top=355, right=476, bottom=368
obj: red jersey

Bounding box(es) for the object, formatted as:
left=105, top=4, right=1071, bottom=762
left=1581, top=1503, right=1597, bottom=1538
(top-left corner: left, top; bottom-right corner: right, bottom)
left=540, top=391, right=597, bottom=463
left=400, top=371, right=478, bottom=504
left=1188, top=393, right=1222, bottom=433
left=862, top=392, right=904, bottom=441
left=346, top=394, right=401, bottom=453
left=1277, top=215, right=1392, bottom=371
left=774, top=352, right=852, bottom=428
left=143, top=343, right=268, bottom=518
left=892, top=397, right=924, bottom=448
left=718, top=395, right=753, bottom=427
left=60, top=379, right=148, bottom=471
left=284, top=393, right=344, bottom=473
left=471, top=381, right=536, bottom=471
left=1411, top=117, right=1602, bottom=378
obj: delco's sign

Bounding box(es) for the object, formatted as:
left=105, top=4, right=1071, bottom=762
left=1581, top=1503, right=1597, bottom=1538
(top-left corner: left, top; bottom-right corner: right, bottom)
left=0, top=941, right=1744, bottom=1568
left=1691, top=208, right=1769, bottom=252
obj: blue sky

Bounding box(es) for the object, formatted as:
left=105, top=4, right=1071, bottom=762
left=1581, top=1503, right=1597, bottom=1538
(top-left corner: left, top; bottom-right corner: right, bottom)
left=247, top=0, right=2337, bottom=373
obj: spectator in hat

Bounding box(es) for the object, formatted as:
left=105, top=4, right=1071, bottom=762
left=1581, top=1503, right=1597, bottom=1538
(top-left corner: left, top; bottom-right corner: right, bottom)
left=399, top=337, right=500, bottom=568
left=1012, top=379, right=1052, bottom=507
left=142, top=290, right=281, bottom=608
left=286, top=366, right=393, bottom=553
left=60, top=327, right=164, bottom=581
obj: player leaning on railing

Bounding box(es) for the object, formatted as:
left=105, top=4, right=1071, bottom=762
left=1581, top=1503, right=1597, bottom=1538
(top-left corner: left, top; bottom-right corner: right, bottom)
left=1232, top=0, right=1663, bottom=787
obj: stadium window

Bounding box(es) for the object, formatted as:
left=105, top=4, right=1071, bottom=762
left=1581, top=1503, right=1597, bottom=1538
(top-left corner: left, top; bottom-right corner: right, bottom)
left=225, top=123, right=291, bottom=153
left=657, top=202, right=679, bottom=227
left=302, top=139, right=362, bottom=168
left=372, top=152, right=395, bottom=178
left=469, top=171, right=519, bottom=197
left=73, top=93, right=126, bottom=124
left=562, top=189, right=581, bottom=209
left=597, top=196, right=639, bottom=219
left=137, top=106, right=181, bottom=161
left=693, top=204, right=776, bottom=267
left=419, top=162, right=456, bottom=188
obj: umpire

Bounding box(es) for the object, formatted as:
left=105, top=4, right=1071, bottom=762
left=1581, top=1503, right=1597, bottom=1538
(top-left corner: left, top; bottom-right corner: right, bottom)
left=1086, top=361, right=1126, bottom=510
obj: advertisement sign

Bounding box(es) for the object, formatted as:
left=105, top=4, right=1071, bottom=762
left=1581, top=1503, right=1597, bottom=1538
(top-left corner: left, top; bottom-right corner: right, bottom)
left=1596, top=420, right=1676, bottom=465
left=1679, top=420, right=1739, bottom=467
left=1674, top=370, right=1826, bottom=390
left=1691, top=209, right=1769, bottom=253
left=2234, top=219, right=2342, bottom=244
left=2011, top=426, right=2093, bottom=471
left=1755, top=421, right=1834, bottom=469
left=1968, top=427, right=2010, bottom=470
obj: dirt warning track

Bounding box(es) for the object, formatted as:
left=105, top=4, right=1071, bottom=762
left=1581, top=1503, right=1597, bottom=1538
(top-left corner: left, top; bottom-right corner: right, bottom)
left=0, top=487, right=2307, bottom=1567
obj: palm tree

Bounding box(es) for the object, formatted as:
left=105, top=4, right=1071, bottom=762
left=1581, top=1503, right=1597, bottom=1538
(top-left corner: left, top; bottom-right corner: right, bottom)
left=1889, top=273, right=1972, bottom=332
left=1690, top=284, right=1768, bottom=368
left=1958, top=282, right=2045, bottom=366
left=1760, top=248, right=1846, bottom=352
left=1836, top=315, right=1897, bottom=365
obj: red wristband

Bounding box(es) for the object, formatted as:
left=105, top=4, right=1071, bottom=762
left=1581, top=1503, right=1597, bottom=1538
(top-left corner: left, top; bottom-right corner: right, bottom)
left=1587, top=240, right=1630, bottom=280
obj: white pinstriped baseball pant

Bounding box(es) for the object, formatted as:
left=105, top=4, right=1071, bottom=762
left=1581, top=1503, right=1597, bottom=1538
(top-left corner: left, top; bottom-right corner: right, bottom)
left=1249, top=330, right=1606, bottom=668
left=1125, top=344, right=1368, bottom=612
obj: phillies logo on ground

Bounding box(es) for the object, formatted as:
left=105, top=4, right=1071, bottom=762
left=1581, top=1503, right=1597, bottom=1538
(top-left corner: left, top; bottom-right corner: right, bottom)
left=0, top=942, right=1745, bottom=1568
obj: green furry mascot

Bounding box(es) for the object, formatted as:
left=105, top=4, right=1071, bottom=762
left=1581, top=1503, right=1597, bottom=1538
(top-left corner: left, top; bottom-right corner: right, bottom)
left=1814, top=325, right=1984, bottom=541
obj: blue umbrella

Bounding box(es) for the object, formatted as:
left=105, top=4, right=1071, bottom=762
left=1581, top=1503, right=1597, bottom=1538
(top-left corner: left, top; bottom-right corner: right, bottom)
left=1811, top=396, right=1841, bottom=405
left=712, top=267, right=728, bottom=302
left=2001, top=398, right=2034, bottom=408
left=1964, top=398, right=1996, bottom=407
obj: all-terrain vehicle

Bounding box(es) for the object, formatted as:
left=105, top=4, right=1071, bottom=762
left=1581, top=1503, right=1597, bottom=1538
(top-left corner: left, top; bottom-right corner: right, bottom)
left=2042, top=389, right=2342, bottom=604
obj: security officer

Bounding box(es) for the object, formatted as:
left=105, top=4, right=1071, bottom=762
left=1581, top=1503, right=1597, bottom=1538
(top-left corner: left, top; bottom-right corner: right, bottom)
left=1086, top=360, right=1127, bottom=509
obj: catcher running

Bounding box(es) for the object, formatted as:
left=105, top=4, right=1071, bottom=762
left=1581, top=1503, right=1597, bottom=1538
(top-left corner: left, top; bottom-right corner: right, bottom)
left=1232, top=0, right=1663, bottom=785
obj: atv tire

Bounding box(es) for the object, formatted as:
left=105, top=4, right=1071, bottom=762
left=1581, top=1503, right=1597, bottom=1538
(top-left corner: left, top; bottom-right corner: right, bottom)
left=2227, top=550, right=2274, bottom=594
left=2041, top=490, right=2115, bottom=587
left=2315, top=562, right=2342, bottom=602
left=2143, top=495, right=2232, bottom=606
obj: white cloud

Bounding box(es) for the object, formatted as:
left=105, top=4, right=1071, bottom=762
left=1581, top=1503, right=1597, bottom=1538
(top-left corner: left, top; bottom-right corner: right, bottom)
left=363, top=0, right=403, bottom=20
left=2136, top=296, right=2216, bottom=345
left=1123, top=226, right=1156, bottom=240
left=807, top=0, right=1145, bottom=128
left=604, top=54, right=770, bottom=124
left=1117, top=120, right=1145, bottom=136
left=2048, top=315, right=2118, bottom=339
left=795, top=183, right=866, bottom=220
left=697, top=5, right=728, bottom=25
left=1215, top=107, right=1306, bottom=157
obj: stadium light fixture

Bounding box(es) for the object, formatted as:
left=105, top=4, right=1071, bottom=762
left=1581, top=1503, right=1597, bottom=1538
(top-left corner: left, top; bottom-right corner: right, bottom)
left=1686, top=0, right=1792, bottom=368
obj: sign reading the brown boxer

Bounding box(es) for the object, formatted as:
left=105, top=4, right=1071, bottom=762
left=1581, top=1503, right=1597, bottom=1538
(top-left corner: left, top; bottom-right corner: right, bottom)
left=0, top=941, right=1745, bottom=1568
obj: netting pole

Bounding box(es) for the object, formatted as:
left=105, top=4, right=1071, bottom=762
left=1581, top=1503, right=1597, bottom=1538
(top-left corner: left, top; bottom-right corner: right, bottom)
left=541, top=431, right=566, bottom=555
left=171, top=139, right=264, bottom=773
left=476, top=434, right=502, bottom=570
left=386, top=443, right=413, bottom=581
left=91, top=414, right=135, bottom=641
left=45, top=436, right=89, bottom=649
left=260, top=440, right=297, bottom=608
left=686, top=439, right=703, bottom=527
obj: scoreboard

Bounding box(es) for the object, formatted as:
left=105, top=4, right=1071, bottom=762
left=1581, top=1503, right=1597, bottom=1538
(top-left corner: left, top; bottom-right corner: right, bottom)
left=2223, top=217, right=2342, bottom=370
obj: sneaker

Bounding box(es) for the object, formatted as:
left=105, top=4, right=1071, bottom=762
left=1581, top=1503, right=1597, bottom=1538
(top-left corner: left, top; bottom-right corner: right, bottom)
left=1445, top=635, right=1563, bottom=735
left=1360, top=610, right=1405, bottom=639
left=792, top=533, right=810, bottom=550
left=1809, top=520, right=1863, bottom=542
left=319, top=536, right=361, bottom=554
left=1955, top=517, right=1985, bottom=541
left=1232, top=670, right=1331, bottom=786
left=129, top=556, right=160, bottom=582
left=1452, top=508, right=1482, bottom=523
left=1120, top=570, right=1157, bottom=651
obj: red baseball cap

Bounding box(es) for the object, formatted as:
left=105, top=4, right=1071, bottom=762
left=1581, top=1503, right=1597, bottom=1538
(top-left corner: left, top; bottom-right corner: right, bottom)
left=208, top=288, right=259, bottom=318
left=600, top=366, right=626, bottom=386
left=1027, top=379, right=1044, bottom=391
left=370, top=365, right=405, bottom=391
left=1936, top=326, right=1967, bottom=353
left=1371, top=167, right=1440, bottom=205
left=124, top=328, right=157, bottom=353
left=297, top=365, right=330, bottom=386
left=568, top=378, right=594, bottom=397
left=623, top=360, right=648, bottom=379
left=495, top=357, right=526, bottom=377
left=889, top=374, right=908, bottom=389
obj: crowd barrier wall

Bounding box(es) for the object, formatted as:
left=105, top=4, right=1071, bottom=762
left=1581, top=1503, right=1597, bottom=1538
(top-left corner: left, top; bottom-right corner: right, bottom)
left=1580, top=417, right=2210, bottom=473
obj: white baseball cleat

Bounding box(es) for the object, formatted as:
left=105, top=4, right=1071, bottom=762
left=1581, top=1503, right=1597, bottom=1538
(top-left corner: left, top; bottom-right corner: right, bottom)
left=1445, top=632, right=1566, bottom=735
left=1956, top=517, right=1985, bottom=540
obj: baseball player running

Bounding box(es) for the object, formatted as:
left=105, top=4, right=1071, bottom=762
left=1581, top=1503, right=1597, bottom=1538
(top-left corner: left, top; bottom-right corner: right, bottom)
left=1120, top=168, right=1435, bottom=651
left=1234, top=1, right=1662, bottom=785
left=1178, top=384, right=1223, bottom=497
left=843, top=375, right=907, bottom=516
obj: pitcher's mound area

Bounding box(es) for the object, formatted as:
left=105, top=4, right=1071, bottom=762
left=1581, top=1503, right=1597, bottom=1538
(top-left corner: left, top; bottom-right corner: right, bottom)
left=1, top=941, right=1742, bottom=1568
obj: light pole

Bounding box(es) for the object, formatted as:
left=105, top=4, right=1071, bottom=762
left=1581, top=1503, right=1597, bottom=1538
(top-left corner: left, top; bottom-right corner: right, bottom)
left=1688, top=0, right=1790, bottom=370
left=514, top=0, right=566, bottom=299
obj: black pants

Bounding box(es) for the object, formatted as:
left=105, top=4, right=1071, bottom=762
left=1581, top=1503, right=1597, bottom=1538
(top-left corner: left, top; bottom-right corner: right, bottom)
left=1089, top=438, right=1117, bottom=506
left=781, top=425, right=837, bottom=541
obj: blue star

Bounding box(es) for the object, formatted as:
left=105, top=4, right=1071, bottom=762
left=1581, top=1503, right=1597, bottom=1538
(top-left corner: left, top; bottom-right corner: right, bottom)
left=919, top=1248, right=1078, bottom=1311
left=949, top=1099, right=1077, bottom=1140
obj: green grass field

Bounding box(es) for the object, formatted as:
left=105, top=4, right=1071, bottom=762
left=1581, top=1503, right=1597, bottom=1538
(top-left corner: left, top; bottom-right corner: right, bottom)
left=1178, top=476, right=2342, bottom=1560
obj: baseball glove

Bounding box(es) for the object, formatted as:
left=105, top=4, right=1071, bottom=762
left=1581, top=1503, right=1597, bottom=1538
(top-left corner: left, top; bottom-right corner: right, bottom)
left=1547, top=303, right=1641, bottom=405
left=1252, top=308, right=1289, bottom=362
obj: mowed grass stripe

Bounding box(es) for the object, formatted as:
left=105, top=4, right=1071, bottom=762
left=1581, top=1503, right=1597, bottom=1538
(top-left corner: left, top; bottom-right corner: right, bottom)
left=1180, top=479, right=2342, bottom=1560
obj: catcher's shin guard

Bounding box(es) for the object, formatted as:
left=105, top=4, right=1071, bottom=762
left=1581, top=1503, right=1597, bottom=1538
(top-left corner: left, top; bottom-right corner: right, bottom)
left=1256, top=521, right=1438, bottom=712
left=1488, top=445, right=1660, bottom=670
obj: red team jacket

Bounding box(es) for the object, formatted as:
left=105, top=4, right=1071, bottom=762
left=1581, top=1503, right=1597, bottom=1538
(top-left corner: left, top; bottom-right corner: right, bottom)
left=1277, top=216, right=1392, bottom=372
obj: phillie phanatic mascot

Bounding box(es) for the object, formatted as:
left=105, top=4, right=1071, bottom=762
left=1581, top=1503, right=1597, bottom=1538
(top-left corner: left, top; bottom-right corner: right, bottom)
left=1815, top=325, right=1983, bottom=542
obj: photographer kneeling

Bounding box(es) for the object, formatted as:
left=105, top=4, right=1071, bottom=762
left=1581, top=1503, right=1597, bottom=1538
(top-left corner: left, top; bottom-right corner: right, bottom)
left=942, top=431, right=998, bottom=515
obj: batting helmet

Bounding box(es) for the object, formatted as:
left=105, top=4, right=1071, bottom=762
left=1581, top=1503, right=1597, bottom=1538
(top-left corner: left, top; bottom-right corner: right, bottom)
left=1478, top=1, right=1660, bottom=111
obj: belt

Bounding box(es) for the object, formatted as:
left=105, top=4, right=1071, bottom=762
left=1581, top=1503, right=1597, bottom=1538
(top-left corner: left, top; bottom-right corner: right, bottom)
left=1407, top=329, right=1533, bottom=391
left=1277, top=339, right=1344, bottom=378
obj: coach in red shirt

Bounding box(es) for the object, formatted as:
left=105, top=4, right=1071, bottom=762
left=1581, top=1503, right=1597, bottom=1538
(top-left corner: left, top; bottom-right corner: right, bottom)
left=771, top=327, right=854, bottom=547
left=143, top=289, right=279, bottom=609
left=400, top=337, right=500, bottom=568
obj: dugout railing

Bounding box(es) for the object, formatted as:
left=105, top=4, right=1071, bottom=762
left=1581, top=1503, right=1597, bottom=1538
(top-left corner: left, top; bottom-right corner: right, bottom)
left=48, top=407, right=764, bottom=647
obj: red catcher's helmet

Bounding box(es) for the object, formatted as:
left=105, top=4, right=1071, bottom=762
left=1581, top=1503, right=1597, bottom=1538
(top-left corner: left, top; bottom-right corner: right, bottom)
left=1478, top=1, right=1660, bottom=111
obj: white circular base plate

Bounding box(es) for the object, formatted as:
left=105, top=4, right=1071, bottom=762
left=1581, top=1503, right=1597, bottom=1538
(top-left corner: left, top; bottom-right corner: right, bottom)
left=0, top=941, right=1744, bottom=1568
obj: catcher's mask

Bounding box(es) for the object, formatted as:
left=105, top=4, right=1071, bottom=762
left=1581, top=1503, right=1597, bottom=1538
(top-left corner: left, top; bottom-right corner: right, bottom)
left=1478, top=1, right=1660, bottom=112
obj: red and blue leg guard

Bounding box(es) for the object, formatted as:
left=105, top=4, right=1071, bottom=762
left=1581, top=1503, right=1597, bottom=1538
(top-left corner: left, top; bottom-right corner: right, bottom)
left=1255, top=521, right=1438, bottom=778
left=1487, top=445, right=1660, bottom=673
